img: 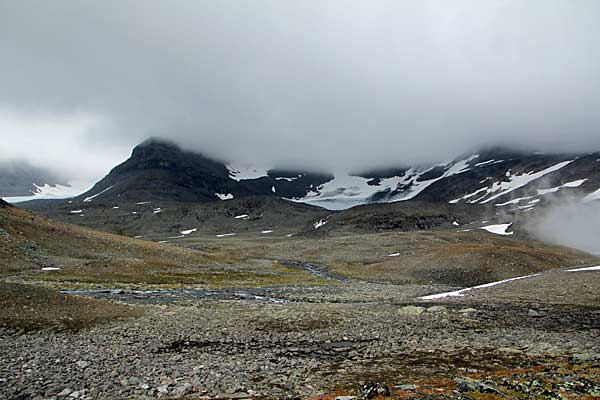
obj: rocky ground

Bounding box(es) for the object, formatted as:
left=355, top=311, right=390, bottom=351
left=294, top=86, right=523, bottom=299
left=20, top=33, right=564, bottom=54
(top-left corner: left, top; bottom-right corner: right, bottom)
left=1, top=278, right=599, bottom=400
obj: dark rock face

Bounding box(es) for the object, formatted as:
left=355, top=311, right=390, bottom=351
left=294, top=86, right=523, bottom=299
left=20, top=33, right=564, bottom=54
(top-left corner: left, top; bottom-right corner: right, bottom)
left=78, top=139, right=233, bottom=202
left=75, top=139, right=332, bottom=203
left=0, top=198, right=12, bottom=208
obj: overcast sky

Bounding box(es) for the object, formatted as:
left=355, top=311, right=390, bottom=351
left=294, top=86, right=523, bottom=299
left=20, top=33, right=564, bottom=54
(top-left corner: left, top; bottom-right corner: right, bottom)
left=1, top=0, right=599, bottom=181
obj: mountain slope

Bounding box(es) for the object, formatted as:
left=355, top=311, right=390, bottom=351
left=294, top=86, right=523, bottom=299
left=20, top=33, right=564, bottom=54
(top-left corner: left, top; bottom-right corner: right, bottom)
left=75, top=139, right=332, bottom=203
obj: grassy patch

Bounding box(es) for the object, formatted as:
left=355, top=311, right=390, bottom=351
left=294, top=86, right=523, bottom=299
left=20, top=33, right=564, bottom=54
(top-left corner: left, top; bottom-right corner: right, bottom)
left=0, top=281, right=142, bottom=332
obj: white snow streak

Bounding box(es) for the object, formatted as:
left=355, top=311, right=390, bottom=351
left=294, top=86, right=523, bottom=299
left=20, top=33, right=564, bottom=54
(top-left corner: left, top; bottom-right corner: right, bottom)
left=83, top=185, right=114, bottom=202
left=566, top=266, right=600, bottom=272
left=420, top=274, right=540, bottom=300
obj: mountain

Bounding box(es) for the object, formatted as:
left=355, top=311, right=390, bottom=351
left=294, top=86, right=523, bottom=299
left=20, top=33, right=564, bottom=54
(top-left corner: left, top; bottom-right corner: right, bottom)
left=74, top=138, right=333, bottom=203
left=72, top=139, right=600, bottom=214
left=0, top=160, right=70, bottom=198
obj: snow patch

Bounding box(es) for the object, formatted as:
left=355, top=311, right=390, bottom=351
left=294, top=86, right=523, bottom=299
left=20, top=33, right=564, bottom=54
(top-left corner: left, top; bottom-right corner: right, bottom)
left=480, top=161, right=574, bottom=204
left=227, top=164, right=269, bottom=181
left=83, top=185, right=114, bottom=202
left=70, top=210, right=83, bottom=214
left=216, top=193, right=234, bottom=200
left=3, top=181, right=93, bottom=204
left=495, top=196, right=534, bottom=206
left=583, top=188, right=600, bottom=203
left=294, top=155, right=479, bottom=210
left=474, top=159, right=504, bottom=167
left=216, top=233, right=236, bottom=237
left=275, top=174, right=303, bottom=182
left=41, top=267, right=61, bottom=271
left=387, top=253, right=400, bottom=257
left=180, top=228, right=197, bottom=235
left=537, top=179, right=587, bottom=195
left=261, top=230, right=274, bottom=234
left=313, top=219, right=328, bottom=229
left=480, top=223, right=513, bottom=236
left=566, top=266, right=600, bottom=272
left=234, top=214, right=249, bottom=219
left=420, top=273, right=540, bottom=300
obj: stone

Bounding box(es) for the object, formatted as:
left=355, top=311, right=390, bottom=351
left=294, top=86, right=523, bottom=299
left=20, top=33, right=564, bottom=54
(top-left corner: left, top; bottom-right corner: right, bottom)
left=497, top=347, right=524, bottom=355
left=396, top=384, right=417, bottom=390
left=398, top=306, right=425, bottom=316
left=528, top=309, right=545, bottom=318
left=457, top=308, right=478, bottom=314
left=157, top=385, right=169, bottom=394
left=426, top=306, right=447, bottom=313
left=172, top=383, right=192, bottom=397
left=455, top=378, right=505, bottom=395
left=335, top=396, right=357, bottom=400
left=569, top=353, right=600, bottom=364
left=57, top=388, right=73, bottom=397
left=75, top=361, right=89, bottom=369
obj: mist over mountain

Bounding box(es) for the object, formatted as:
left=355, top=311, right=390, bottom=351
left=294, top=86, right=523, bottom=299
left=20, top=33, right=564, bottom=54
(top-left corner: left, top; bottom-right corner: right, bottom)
left=0, top=160, right=68, bottom=197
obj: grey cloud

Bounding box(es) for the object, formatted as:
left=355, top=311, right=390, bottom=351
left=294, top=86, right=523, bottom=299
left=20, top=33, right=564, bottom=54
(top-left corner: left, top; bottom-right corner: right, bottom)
left=1, top=0, right=599, bottom=180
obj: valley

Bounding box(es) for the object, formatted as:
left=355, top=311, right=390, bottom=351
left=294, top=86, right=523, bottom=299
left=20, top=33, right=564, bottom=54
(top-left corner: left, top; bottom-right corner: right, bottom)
left=1, top=197, right=599, bottom=399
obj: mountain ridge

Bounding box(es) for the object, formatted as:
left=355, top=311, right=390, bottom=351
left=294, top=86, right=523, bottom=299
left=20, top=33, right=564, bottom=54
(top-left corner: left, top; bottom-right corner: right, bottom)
left=9, top=138, right=600, bottom=213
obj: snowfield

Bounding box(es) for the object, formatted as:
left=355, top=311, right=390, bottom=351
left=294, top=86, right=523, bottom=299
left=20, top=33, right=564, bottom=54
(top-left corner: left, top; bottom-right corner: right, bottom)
left=293, top=155, right=479, bottom=210
left=4, top=181, right=92, bottom=204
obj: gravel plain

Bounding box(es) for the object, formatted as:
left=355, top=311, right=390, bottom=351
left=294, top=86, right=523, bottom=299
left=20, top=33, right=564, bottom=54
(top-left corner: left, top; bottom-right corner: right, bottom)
left=2, top=280, right=599, bottom=400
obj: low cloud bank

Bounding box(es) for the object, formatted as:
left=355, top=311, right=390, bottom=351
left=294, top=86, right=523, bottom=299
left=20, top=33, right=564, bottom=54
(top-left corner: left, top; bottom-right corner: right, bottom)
left=527, top=201, right=600, bottom=255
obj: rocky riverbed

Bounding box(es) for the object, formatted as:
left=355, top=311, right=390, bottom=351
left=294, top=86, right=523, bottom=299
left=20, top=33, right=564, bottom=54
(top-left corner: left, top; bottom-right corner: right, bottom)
left=1, top=281, right=599, bottom=400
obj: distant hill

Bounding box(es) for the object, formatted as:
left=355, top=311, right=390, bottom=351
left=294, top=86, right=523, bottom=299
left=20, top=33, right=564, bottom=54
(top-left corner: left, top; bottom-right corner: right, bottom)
left=0, top=160, right=68, bottom=197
